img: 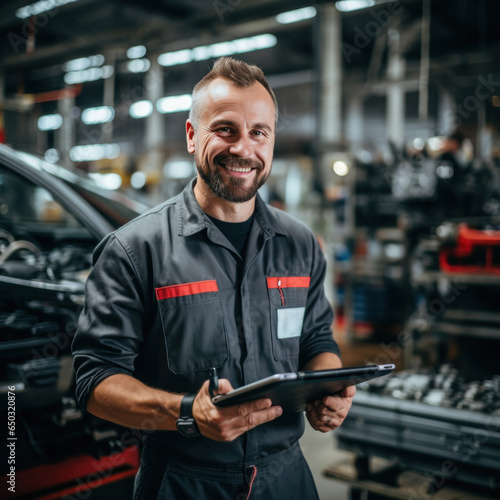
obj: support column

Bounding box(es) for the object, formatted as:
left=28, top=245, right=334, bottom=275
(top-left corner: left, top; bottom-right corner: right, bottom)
left=315, top=5, right=347, bottom=330
left=418, top=0, right=431, bottom=121
left=319, top=3, right=342, bottom=145
left=438, top=89, right=455, bottom=136
left=56, top=96, right=75, bottom=165
left=144, top=60, right=165, bottom=203
left=386, top=29, right=405, bottom=148
left=346, top=94, right=364, bottom=152
left=102, top=51, right=116, bottom=144
left=145, top=60, right=165, bottom=151
left=477, top=99, right=491, bottom=162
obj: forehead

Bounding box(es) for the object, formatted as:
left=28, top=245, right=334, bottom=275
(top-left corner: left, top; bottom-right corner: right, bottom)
left=199, top=78, right=275, bottom=126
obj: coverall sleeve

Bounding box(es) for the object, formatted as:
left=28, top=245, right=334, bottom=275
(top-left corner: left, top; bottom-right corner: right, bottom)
left=72, top=233, right=146, bottom=411
left=299, top=236, right=341, bottom=368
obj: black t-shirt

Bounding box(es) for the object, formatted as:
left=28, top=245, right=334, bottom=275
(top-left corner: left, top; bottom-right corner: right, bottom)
left=207, top=214, right=254, bottom=257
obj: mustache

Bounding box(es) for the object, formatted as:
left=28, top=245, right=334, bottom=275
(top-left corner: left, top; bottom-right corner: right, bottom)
left=213, top=153, right=263, bottom=170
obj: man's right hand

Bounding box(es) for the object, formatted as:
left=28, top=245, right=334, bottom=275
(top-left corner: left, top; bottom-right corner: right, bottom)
left=192, top=379, right=283, bottom=442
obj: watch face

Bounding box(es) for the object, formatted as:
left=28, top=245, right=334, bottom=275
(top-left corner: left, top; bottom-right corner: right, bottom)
left=176, top=419, right=200, bottom=438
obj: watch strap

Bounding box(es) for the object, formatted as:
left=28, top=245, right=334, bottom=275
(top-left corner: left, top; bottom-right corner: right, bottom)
left=176, top=393, right=200, bottom=438
left=179, top=393, right=197, bottom=419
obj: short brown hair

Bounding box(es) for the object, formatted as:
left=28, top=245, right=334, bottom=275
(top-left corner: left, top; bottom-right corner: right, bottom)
left=189, top=57, right=278, bottom=127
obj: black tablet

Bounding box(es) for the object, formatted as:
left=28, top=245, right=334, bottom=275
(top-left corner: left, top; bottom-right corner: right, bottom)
left=212, top=364, right=395, bottom=412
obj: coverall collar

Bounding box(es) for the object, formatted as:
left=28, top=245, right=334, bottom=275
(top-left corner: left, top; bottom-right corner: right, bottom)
left=177, top=178, right=288, bottom=238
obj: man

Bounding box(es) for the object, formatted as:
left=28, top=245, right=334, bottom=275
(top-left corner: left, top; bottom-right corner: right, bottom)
left=72, top=57, right=355, bottom=500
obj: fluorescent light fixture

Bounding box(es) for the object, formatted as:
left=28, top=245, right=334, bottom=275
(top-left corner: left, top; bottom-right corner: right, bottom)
left=127, top=58, right=151, bottom=73
left=158, top=49, right=192, bottom=67
left=158, top=34, right=277, bottom=67
left=163, top=159, right=194, bottom=179
left=64, top=65, right=113, bottom=84
left=129, top=100, right=153, bottom=119
left=81, top=106, right=115, bottom=125
left=63, top=54, right=104, bottom=72
left=16, top=0, right=79, bottom=19
left=127, top=45, right=147, bottom=59
left=156, top=94, right=192, bottom=114
left=276, top=6, right=317, bottom=24
left=333, top=160, right=349, bottom=176
left=88, top=173, right=122, bottom=190
left=38, top=114, right=63, bottom=131
left=335, top=0, right=376, bottom=12
left=70, top=143, right=120, bottom=162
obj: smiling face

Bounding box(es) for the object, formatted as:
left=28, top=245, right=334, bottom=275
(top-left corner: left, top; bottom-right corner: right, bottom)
left=186, top=78, right=276, bottom=204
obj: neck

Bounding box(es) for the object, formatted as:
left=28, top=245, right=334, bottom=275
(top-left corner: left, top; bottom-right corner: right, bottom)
left=193, top=176, right=256, bottom=222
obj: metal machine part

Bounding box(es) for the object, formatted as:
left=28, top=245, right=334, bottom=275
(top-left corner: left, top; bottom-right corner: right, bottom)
left=337, top=366, right=500, bottom=491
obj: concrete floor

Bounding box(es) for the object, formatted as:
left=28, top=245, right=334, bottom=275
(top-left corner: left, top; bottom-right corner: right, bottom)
left=300, top=423, right=351, bottom=500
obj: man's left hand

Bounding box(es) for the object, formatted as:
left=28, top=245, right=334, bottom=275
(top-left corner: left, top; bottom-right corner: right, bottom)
left=305, top=385, right=356, bottom=433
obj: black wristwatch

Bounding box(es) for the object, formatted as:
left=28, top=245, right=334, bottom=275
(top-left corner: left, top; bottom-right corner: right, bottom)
left=176, top=393, right=201, bottom=438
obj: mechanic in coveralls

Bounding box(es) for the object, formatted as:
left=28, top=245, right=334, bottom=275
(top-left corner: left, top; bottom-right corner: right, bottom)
left=72, top=57, right=355, bottom=499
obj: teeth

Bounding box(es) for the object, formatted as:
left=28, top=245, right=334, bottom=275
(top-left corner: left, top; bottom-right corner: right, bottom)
left=225, top=165, right=252, bottom=173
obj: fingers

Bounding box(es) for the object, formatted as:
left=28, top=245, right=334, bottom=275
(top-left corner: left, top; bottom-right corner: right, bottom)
left=338, top=385, right=357, bottom=398
left=215, top=378, right=235, bottom=396
left=192, top=379, right=283, bottom=442
left=306, top=387, right=356, bottom=433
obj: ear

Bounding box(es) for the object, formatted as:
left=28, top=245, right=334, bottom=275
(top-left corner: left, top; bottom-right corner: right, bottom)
left=186, top=119, right=195, bottom=154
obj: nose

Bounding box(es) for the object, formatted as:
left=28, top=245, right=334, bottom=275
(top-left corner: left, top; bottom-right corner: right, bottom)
left=228, top=134, right=252, bottom=158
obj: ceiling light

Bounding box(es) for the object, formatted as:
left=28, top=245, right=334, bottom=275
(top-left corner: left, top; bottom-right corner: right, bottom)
left=127, top=59, right=151, bottom=73
left=156, top=95, right=192, bottom=114
left=89, top=173, right=122, bottom=190
left=335, top=0, right=376, bottom=12
left=333, top=160, right=349, bottom=176
left=158, top=34, right=277, bottom=67
left=81, top=106, right=115, bottom=125
left=276, top=6, right=317, bottom=24
left=127, top=45, right=147, bottom=59
left=163, top=159, right=194, bottom=179
left=129, top=100, right=153, bottom=119
left=158, top=49, right=193, bottom=67
left=16, top=0, right=79, bottom=19
left=70, top=144, right=120, bottom=162
left=64, top=65, right=113, bottom=84
left=37, top=114, right=63, bottom=131
left=63, top=54, right=104, bottom=72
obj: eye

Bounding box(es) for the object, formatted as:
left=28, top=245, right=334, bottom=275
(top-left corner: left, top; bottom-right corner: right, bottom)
left=217, top=127, right=232, bottom=134
left=252, top=130, right=265, bottom=137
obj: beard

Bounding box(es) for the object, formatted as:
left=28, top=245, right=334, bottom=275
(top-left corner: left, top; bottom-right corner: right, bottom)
left=196, top=153, right=270, bottom=203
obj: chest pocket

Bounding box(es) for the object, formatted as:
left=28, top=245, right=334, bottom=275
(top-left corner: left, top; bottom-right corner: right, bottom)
left=156, top=280, right=228, bottom=374
left=267, top=276, right=310, bottom=361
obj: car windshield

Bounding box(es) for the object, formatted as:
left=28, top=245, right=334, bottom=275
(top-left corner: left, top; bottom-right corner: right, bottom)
left=15, top=151, right=150, bottom=229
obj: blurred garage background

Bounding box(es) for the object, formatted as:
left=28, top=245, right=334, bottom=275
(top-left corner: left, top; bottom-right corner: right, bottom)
left=1, top=0, right=500, bottom=498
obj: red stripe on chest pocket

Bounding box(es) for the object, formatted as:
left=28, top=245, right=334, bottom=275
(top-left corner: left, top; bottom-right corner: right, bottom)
left=266, top=277, right=311, bottom=289
left=156, top=280, right=218, bottom=300
left=267, top=276, right=310, bottom=306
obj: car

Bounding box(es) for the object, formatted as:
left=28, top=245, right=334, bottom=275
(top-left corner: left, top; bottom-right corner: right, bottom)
left=0, top=144, right=149, bottom=500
